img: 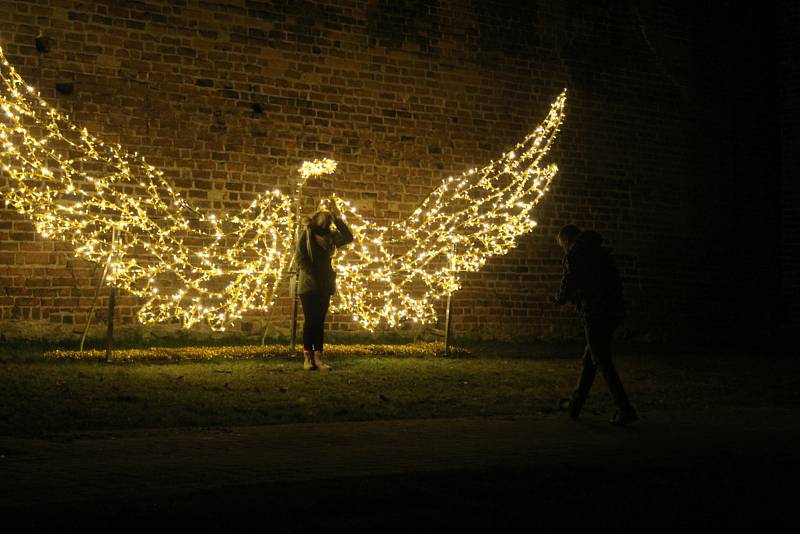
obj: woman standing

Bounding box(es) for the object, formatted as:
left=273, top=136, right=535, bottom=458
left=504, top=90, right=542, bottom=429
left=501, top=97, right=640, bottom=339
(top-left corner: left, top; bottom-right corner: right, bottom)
left=294, top=198, right=354, bottom=370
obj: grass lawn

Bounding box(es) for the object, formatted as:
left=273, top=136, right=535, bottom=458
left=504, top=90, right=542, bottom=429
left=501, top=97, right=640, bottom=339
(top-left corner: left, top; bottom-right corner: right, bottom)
left=1, top=342, right=799, bottom=437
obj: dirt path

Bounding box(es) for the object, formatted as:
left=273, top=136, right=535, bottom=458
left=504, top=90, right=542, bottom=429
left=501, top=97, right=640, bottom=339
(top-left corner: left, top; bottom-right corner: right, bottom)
left=2, top=407, right=799, bottom=531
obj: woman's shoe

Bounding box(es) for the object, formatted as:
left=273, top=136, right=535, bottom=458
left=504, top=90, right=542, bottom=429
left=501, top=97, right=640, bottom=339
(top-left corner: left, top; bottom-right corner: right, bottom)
left=303, top=350, right=317, bottom=370
left=313, top=350, right=332, bottom=371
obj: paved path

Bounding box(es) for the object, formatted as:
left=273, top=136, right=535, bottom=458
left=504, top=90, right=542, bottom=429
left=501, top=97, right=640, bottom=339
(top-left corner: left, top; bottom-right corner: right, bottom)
left=2, top=408, right=799, bottom=531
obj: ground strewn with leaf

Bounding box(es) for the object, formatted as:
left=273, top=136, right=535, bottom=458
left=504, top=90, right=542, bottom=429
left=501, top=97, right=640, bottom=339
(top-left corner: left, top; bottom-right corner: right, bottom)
left=1, top=342, right=798, bottom=437
left=43, top=342, right=469, bottom=361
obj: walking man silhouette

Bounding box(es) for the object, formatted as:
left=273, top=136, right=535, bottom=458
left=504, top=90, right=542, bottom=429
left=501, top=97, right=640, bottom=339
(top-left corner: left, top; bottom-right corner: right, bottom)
left=554, top=225, right=637, bottom=426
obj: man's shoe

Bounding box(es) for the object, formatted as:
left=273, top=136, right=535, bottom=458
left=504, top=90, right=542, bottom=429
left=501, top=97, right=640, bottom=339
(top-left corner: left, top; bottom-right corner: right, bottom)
left=557, top=397, right=583, bottom=419
left=610, top=408, right=638, bottom=426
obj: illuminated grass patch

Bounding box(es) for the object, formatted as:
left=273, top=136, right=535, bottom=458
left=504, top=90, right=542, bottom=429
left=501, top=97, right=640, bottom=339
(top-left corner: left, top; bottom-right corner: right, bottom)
left=45, top=342, right=470, bottom=362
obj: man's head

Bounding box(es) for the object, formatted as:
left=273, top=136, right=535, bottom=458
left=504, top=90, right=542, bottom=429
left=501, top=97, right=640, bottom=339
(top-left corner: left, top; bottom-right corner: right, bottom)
left=556, top=224, right=581, bottom=253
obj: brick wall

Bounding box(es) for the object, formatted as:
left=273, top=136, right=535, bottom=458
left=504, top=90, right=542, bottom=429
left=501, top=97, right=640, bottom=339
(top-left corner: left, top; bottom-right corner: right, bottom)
left=0, top=0, right=787, bottom=344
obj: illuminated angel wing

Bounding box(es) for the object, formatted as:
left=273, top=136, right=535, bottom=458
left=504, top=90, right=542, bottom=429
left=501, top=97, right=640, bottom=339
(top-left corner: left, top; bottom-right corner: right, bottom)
left=0, top=46, right=294, bottom=330
left=330, top=90, right=566, bottom=330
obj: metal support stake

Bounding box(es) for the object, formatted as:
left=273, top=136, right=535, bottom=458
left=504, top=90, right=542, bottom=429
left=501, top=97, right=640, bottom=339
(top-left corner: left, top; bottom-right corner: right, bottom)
left=444, top=244, right=457, bottom=357
left=105, top=283, right=116, bottom=361
left=80, top=227, right=117, bottom=352
left=444, top=289, right=453, bottom=357
left=287, top=222, right=301, bottom=352
left=260, top=198, right=302, bottom=350
left=79, top=262, right=109, bottom=352
left=287, top=176, right=306, bottom=353
left=259, top=298, right=277, bottom=346
left=260, top=315, right=270, bottom=346
left=289, top=272, right=298, bottom=351
left=104, top=227, right=118, bottom=361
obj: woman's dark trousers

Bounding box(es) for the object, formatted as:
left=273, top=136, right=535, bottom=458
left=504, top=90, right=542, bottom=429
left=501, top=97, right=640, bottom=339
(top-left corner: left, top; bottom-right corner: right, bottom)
left=300, top=292, right=330, bottom=351
left=572, top=317, right=633, bottom=412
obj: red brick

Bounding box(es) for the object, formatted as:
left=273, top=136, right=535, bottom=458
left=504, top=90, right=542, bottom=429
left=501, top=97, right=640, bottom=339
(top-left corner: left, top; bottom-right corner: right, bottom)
left=0, top=1, right=785, bottom=342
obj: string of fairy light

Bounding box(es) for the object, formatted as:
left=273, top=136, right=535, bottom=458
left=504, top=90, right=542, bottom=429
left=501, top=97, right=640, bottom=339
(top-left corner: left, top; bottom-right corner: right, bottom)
left=0, top=44, right=566, bottom=332
left=0, top=45, right=309, bottom=331
left=327, top=91, right=566, bottom=330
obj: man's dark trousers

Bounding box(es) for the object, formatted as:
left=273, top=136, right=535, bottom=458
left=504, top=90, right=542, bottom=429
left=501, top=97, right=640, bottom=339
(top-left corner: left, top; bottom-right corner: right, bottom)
left=573, top=316, right=632, bottom=412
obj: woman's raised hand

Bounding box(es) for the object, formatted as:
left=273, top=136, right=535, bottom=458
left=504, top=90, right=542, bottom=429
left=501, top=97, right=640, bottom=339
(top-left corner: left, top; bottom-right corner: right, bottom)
left=327, top=197, right=342, bottom=218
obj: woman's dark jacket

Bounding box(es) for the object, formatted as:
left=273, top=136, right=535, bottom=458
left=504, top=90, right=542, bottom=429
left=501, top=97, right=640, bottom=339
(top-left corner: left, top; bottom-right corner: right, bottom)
left=555, top=230, right=624, bottom=323
left=295, top=217, right=354, bottom=295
